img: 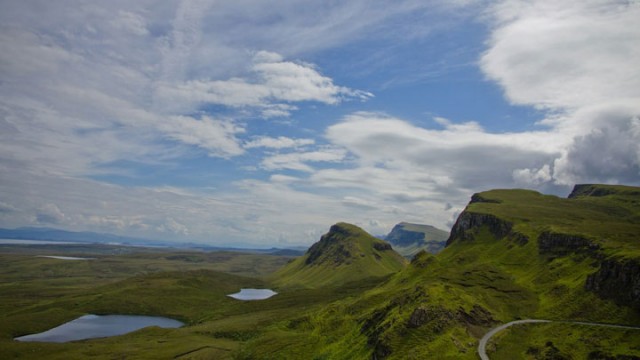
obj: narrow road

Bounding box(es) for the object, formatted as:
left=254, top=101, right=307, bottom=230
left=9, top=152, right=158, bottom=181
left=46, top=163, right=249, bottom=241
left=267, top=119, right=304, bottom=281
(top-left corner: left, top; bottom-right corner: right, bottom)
left=478, top=319, right=640, bottom=360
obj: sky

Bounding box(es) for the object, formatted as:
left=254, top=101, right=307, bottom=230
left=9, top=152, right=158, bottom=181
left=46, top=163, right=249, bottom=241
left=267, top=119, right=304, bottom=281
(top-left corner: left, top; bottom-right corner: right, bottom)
left=1, top=0, right=639, bottom=247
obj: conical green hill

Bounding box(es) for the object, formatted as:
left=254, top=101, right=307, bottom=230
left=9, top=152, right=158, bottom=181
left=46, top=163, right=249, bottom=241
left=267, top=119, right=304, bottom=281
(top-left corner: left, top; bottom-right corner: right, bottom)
left=272, top=222, right=407, bottom=288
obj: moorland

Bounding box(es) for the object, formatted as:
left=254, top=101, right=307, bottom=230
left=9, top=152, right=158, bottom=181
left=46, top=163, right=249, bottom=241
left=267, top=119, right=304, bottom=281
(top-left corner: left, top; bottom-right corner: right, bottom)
left=1, top=183, right=640, bottom=359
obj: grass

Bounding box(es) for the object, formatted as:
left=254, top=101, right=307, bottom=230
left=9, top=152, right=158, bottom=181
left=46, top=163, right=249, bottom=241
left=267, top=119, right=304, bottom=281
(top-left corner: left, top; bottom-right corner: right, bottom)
left=2, top=184, right=640, bottom=359
left=0, top=243, right=394, bottom=359
left=272, top=223, right=406, bottom=289
left=489, top=322, right=640, bottom=359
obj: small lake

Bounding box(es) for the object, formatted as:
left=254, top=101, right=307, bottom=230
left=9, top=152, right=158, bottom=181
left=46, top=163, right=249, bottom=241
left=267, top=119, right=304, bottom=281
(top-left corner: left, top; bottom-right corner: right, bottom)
left=37, top=255, right=95, bottom=261
left=228, top=288, right=277, bottom=300
left=14, top=314, right=184, bottom=343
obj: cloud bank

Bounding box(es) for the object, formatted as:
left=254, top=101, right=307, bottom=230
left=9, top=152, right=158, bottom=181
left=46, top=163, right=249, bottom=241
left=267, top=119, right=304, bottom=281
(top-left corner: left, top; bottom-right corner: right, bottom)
left=0, top=0, right=638, bottom=246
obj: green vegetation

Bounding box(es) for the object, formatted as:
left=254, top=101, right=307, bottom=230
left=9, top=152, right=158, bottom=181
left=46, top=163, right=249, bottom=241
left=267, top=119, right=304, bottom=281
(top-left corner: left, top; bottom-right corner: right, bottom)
left=489, top=322, right=640, bottom=359
left=2, top=184, right=640, bottom=359
left=272, top=222, right=407, bottom=289
left=239, top=184, right=640, bottom=359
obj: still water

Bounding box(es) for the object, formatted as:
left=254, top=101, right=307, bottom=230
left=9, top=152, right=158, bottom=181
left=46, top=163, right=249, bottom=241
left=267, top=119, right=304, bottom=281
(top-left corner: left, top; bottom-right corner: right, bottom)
left=227, top=288, right=277, bottom=300
left=37, top=255, right=94, bottom=260
left=15, top=314, right=183, bottom=343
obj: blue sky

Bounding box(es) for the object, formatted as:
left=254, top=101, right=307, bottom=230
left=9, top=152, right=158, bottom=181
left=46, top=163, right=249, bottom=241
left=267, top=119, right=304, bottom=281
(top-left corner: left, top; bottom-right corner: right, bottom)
left=1, top=0, right=639, bottom=247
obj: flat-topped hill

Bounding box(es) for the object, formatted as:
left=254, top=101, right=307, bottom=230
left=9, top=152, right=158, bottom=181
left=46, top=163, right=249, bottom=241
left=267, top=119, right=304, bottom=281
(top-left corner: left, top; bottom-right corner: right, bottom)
left=385, top=222, right=449, bottom=257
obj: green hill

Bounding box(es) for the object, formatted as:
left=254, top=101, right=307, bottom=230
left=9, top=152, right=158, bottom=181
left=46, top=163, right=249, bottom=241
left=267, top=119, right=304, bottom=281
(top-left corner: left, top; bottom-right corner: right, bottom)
left=247, top=184, right=640, bottom=359
left=385, top=222, right=449, bottom=258
left=272, top=222, right=407, bottom=289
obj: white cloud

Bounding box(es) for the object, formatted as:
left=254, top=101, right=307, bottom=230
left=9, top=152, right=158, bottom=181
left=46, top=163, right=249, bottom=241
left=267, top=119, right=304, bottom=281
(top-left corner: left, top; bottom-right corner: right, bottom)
left=154, top=51, right=372, bottom=116
left=482, top=0, right=640, bottom=186
left=158, top=218, right=189, bottom=236
left=513, top=164, right=552, bottom=186
left=162, top=115, right=245, bottom=157
left=245, top=136, right=315, bottom=149
left=2, top=0, right=637, bottom=247
left=482, top=0, right=640, bottom=110
left=261, top=147, right=347, bottom=172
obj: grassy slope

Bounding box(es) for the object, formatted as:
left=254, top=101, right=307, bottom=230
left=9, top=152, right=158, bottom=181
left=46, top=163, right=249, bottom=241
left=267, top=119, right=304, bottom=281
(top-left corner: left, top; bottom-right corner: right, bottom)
left=272, top=223, right=407, bottom=289
left=241, top=185, right=640, bottom=359
left=490, top=322, right=640, bottom=359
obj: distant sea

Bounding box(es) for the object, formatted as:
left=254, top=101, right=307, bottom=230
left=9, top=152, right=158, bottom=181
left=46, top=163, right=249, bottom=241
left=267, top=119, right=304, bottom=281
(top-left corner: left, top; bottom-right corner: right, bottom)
left=0, top=239, right=85, bottom=245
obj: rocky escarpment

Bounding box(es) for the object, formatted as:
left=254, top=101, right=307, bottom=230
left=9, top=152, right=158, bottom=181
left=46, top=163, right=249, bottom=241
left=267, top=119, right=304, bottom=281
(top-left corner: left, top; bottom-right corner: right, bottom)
left=446, top=211, right=517, bottom=246
left=537, top=231, right=601, bottom=256
left=585, top=258, right=640, bottom=311
left=569, top=184, right=619, bottom=198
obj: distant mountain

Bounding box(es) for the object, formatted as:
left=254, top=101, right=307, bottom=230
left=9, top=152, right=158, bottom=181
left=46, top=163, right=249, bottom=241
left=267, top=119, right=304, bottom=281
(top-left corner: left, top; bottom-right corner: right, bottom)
left=384, top=222, right=448, bottom=258
left=0, top=227, right=305, bottom=255
left=272, top=222, right=407, bottom=288
left=0, top=227, right=161, bottom=245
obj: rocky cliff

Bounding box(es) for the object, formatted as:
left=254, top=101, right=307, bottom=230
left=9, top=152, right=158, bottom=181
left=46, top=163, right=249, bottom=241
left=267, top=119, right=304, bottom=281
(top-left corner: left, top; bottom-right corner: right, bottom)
left=586, top=258, right=640, bottom=311
left=537, top=231, right=601, bottom=256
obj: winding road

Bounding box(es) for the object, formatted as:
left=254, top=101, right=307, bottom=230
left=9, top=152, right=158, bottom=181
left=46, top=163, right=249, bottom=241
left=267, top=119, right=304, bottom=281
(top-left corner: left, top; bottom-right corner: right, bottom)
left=478, top=319, right=640, bottom=360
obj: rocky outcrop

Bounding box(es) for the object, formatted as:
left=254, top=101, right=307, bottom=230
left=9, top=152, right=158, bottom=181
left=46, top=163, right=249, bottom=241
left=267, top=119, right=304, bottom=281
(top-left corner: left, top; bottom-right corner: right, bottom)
left=373, top=242, right=393, bottom=251
left=537, top=231, right=601, bottom=256
left=470, top=193, right=502, bottom=204
left=456, top=304, right=496, bottom=327
left=446, top=211, right=513, bottom=246
left=585, top=258, right=640, bottom=311
left=406, top=304, right=495, bottom=330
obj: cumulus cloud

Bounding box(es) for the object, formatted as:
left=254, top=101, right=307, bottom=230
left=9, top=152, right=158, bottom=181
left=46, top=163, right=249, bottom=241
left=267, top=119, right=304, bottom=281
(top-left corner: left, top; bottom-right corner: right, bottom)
left=482, top=0, right=640, bottom=186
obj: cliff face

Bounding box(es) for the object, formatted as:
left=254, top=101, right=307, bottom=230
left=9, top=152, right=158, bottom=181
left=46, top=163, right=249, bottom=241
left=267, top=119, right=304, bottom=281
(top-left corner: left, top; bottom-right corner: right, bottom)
left=537, top=231, right=601, bottom=256
left=585, top=258, right=640, bottom=311
left=446, top=211, right=514, bottom=246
